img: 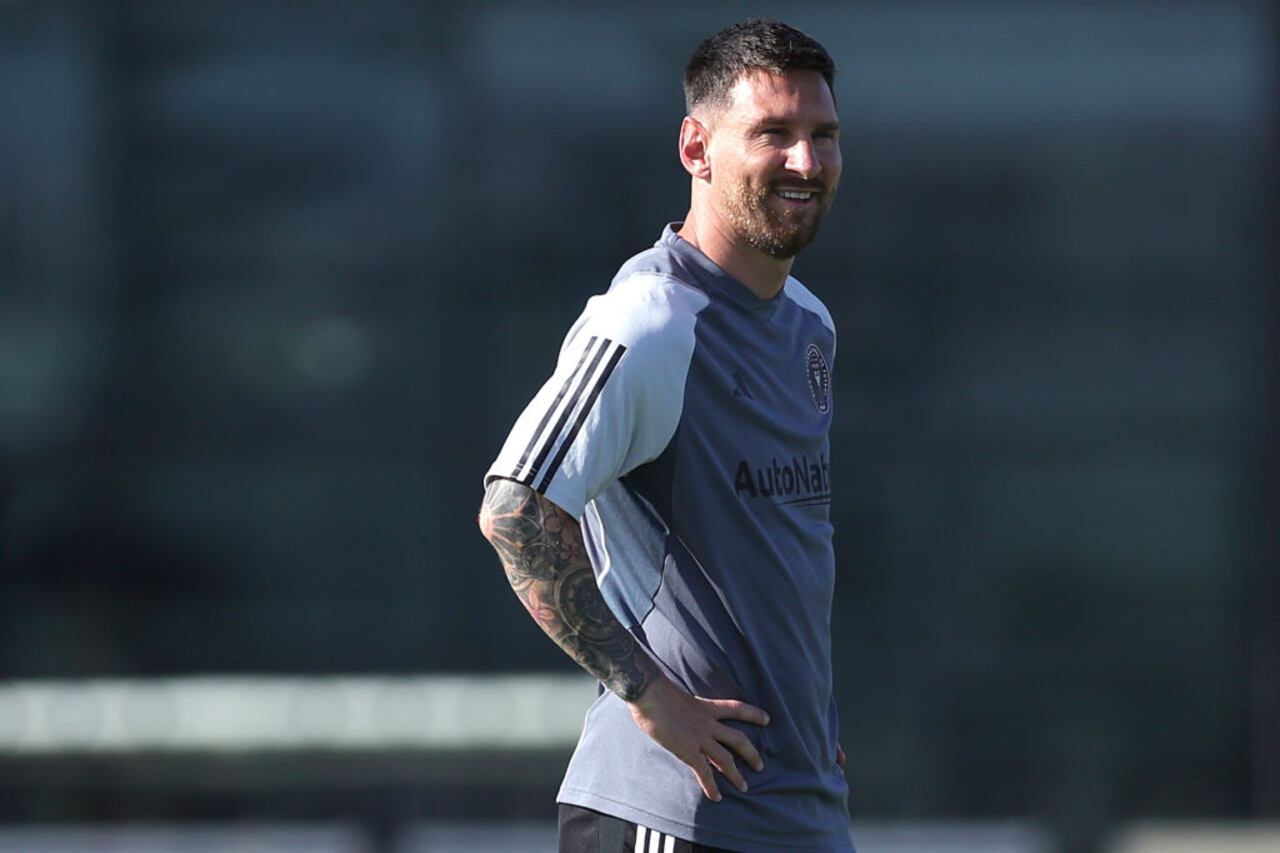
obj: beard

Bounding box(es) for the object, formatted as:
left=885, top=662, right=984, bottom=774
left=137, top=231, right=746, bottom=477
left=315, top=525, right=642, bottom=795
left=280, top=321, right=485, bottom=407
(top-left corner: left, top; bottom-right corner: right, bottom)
left=720, top=175, right=837, bottom=259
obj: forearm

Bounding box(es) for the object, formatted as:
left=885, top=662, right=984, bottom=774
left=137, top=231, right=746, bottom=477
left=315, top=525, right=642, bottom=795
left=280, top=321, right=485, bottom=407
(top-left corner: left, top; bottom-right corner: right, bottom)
left=478, top=478, right=659, bottom=702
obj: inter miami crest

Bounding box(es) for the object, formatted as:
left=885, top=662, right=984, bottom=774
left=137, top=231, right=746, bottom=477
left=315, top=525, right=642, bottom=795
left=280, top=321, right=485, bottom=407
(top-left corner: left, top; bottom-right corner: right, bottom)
left=806, top=343, right=830, bottom=414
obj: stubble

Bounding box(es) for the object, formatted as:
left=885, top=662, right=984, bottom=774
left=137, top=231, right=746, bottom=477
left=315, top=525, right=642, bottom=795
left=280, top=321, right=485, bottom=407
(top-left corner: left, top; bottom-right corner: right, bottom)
left=721, top=177, right=836, bottom=260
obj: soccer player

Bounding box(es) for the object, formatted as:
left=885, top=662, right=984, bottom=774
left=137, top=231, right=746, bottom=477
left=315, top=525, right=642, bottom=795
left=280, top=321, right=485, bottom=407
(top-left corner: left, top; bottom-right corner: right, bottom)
left=479, top=18, right=852, bottom=853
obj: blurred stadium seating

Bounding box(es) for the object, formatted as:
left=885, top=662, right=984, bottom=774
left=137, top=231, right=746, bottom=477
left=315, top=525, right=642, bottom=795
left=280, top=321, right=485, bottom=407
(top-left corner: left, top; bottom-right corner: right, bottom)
left=0, top=1, right=1274, bottom=851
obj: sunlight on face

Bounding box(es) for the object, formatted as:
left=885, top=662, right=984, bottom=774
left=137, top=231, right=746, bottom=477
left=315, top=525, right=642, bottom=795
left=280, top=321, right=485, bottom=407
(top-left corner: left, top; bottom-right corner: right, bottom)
left=705, top=69, right=842, bottom=259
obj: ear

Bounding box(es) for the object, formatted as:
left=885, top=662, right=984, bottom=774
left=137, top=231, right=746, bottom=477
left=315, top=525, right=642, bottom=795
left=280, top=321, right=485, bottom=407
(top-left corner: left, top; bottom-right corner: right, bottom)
left=678, top=115, right=712, bottom=181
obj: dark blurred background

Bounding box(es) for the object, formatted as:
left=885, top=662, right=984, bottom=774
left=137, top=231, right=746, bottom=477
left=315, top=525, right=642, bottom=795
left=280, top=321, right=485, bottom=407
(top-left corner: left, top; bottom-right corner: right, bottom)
left=0, top=2, right=1275, bottom=852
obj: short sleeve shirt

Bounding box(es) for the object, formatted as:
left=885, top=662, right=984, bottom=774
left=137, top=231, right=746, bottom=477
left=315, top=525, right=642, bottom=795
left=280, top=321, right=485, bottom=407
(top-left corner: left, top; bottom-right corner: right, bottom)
left=486, top=224, right=851, bottom=852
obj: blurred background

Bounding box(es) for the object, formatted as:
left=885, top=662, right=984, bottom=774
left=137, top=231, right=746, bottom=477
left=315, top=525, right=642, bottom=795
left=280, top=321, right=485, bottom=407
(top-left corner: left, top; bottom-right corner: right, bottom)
left=0, top=1, right=1275, bottom=851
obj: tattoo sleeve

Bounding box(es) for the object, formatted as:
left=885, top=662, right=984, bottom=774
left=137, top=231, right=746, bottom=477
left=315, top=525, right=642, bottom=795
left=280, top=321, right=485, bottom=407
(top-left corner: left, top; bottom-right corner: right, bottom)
left=479, top=478, right=657, bottom=702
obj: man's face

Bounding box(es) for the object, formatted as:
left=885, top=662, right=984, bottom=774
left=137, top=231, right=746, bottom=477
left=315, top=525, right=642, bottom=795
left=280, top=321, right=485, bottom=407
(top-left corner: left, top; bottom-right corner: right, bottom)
left=702, top=69, right=842, bottom=259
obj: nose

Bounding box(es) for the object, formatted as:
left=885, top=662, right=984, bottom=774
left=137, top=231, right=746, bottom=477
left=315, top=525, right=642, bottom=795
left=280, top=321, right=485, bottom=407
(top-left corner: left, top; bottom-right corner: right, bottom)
left=785, top=139, right=821, bottom=180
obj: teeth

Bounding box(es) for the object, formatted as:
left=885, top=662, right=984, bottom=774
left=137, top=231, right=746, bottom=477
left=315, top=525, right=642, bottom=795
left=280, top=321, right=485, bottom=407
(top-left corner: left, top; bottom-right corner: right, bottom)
left=778, top=191, right=813, bottom=200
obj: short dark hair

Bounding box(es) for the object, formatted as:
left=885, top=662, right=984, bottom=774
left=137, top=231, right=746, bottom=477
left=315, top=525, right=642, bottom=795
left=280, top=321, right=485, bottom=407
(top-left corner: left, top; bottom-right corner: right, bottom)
left=683, top=18, right=835, bottom=115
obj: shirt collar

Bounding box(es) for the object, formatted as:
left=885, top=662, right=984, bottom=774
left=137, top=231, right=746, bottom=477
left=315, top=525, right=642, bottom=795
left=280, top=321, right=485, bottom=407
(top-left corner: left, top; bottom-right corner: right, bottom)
left=659, top=223, right=784, bottom=314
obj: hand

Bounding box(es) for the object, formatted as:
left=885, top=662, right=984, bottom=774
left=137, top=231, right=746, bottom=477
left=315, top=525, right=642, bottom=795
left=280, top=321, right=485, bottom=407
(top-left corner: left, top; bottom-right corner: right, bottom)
left=626, top=677, right=769, bottom=802
left=836, top=743, right=846, bottom=766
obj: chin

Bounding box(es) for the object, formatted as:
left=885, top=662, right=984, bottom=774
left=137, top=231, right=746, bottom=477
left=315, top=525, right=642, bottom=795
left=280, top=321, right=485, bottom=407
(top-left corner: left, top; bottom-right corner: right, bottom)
left=757, top=227, right=821, bottom=259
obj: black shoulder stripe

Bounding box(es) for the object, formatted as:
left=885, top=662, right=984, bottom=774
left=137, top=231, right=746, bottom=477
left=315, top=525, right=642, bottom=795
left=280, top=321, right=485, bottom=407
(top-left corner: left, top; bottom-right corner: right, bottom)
left=518, top=337, right=613, bottom=488
left=535, top=341, right=627, bottom=494
left=510, top=336, right=601, bottom=481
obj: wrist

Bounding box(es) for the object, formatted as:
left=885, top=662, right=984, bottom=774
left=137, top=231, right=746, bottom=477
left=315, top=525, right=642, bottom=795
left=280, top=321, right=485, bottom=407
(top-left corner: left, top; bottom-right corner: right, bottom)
left=623, top=667, right=673, bottom=713
left=616, top=652, right=662, bottom=703
left=619, top=676, right=651, bottom=703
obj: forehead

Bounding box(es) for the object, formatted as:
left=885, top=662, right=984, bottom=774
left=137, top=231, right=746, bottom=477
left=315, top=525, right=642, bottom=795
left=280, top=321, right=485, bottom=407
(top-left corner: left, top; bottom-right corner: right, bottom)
left=721, top=68, right=837, bottom=124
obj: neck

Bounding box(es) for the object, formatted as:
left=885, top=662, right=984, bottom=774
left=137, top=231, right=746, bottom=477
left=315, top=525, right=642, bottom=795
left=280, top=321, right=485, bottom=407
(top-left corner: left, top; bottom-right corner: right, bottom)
left=676, top=210, right=793, bottom=300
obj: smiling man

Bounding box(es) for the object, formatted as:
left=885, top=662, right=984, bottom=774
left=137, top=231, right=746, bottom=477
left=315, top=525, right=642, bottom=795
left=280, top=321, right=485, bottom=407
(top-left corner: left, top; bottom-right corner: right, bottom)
left=479, top=19, right=852, bottom=853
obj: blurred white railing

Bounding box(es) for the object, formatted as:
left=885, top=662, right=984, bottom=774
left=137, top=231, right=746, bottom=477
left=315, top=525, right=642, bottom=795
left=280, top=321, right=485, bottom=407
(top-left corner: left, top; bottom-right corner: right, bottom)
left=0, top=821, right=1059, bottom=853
left=1106, top=822, right=1280, bottom=853
left=0, top=675, right=597, bottom=753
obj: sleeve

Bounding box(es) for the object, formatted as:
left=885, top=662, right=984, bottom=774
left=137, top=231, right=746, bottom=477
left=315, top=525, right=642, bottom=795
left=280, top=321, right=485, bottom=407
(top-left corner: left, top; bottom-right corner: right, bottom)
left=784, top=276, right=836, bottom=361
left=484, top=278, right=701, bottom=520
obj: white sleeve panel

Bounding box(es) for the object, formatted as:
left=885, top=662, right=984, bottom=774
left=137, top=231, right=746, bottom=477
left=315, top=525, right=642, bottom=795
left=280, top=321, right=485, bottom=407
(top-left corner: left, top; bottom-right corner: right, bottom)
left=783, top=277, right=837, bottom=361
left=485, top=275, right=706, bottom=520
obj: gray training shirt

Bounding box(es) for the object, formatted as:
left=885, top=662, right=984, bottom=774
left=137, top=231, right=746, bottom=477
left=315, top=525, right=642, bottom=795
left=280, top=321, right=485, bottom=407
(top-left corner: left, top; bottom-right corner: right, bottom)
left=487, top=224, right=852, bottom=852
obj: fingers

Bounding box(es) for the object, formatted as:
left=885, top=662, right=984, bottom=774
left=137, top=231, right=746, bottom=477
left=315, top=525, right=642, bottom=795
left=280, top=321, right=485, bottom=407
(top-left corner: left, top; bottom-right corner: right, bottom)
left=715, top=723, right=764, bottom=772
left=706, top=741, right=748, bottom=794
left=836, top=743, right=846, bottom=766
left=701, top=697, right=770, bottom=727
left=688, top=755, right=722, bottom=802
left=660, top=695, right=773, bottom=801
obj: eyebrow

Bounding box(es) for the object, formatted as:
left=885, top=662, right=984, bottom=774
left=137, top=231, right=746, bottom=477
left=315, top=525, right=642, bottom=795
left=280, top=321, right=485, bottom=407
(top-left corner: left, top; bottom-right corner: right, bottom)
left=750, top=118, right=841, bottom=132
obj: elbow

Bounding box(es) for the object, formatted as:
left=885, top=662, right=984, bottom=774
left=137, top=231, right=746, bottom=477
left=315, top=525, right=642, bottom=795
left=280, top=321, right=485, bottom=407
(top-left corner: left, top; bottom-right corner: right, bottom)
left=479, top=477, right=543, bottom=547
left=478, top=491, right=495, bottom=542
left=478, top=476, right=519, bottom=543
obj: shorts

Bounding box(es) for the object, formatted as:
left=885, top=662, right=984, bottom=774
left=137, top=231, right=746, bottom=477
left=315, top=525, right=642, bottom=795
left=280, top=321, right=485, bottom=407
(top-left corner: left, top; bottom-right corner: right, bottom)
left=558, top=804, right=736, bottom=853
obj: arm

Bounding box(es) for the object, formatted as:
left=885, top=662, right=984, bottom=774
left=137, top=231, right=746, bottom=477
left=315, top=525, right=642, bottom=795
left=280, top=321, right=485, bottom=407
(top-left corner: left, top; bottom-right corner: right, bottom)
left=478, top=476, right=657, bottom=700
left=478, top=477, right=768, bottom=800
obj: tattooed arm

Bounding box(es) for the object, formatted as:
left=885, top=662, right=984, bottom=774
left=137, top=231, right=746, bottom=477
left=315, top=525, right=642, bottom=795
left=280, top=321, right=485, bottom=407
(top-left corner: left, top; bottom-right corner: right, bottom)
left=478, top=477, right=770, bottom=801
left=477, top=476, right=659, bottom=700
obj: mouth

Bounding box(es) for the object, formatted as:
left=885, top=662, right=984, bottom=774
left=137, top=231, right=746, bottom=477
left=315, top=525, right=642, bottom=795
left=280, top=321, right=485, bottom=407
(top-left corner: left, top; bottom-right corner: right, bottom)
left=771, top=188, right=820, bottom=206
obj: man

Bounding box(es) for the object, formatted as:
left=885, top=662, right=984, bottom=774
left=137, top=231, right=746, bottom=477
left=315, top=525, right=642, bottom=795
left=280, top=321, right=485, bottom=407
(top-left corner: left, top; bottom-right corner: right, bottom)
left=479, top=18, right=852, bottom=853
